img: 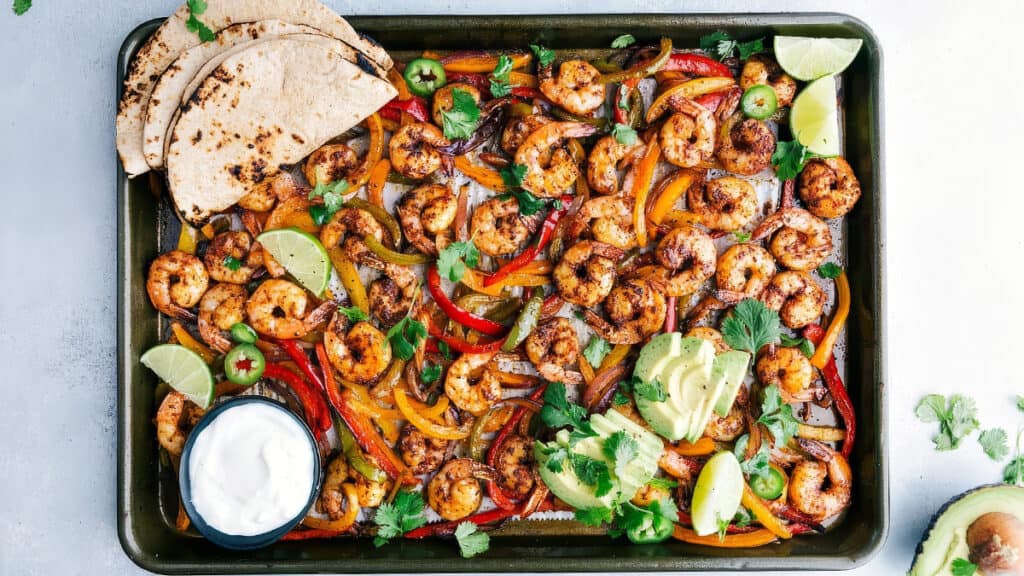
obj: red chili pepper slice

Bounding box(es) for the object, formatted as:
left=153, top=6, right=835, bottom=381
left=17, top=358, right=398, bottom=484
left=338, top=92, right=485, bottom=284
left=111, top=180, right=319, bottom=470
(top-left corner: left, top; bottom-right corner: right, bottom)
left=694, top=89, right=729, bottom=114
left=661, top=53, right=733, bottom=78
left=425, top=321, right=506, bottom=354
left=275, top=339, right=325, bottom=391
left=803, top=323, right=856, bottom=459
left=404, top=507, right=519, bottom=539
left=427, top=266, right=507, bottom=337
left=262, top=363, right=331, bottom=438
left=484, top=196, right=571, bottom=287
left=279, top=528, right=348, bottom=541
left=381, top=96, right=430, bottom=123
left=663, top=296, right=677, bottom=333
left=484, top=383, right=548, bottom=508
left=447, top=72, right=493, bottom=98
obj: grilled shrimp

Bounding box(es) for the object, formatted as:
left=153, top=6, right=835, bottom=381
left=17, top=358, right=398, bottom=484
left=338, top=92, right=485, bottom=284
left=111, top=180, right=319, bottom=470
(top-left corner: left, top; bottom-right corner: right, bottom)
left=514, top=122, right=596, bottom=197
left=146, top=250, right=209, bottom=321
left=303, top=143, right=359, bottom=187
left=704, top=386, right=748, bottom=441
left=445, top=352, right=502, bottom=415
left=658, top=98, right=717, bottom=168
left=399, top=424, right=449, bottom=475
left=761, top=271, right=826, bottom=329
left=396, top=183, right=457, bottom=256
left=652, top=224, right=717, bottom=296
left=631, top=483, right=673, bottom=507
left=426, top=458, right=495, bottom=521
left=324, top=315, right=392, bottom=384
left=389, top=122, right=451, bottom=180
left=788, top=439, right=852, bottom=521
left=320, top=207, right=387, bottom=252
left=716, top=243, right=776, bottom=299
left=575, top=195, right=638, bottom=250
left=245, top=279, right=334, bottom=339
left=500, top=114, right=552, bottom=156
left=432, top=83, right=483, bottom=126
left=798, top=157, right=862, bottom=219
left=538, top=60, right=606, bottom=115
left=204, top=231, right=257, bottom=284
left=752, top=207, right=832, bottom=271
left=155, top=391, right=205, bottom=457
left=343, top=236, right=421, bottom=326
left=757, top=345, right=814, bottom=402
left=586, top=134, right=644, bottom=195
left=553, top=240, right=624, bottom=306
left=684, top=326, right=731, bottom=354
left=197, top=283, right=247, bottom=353
left=584, top=278, right=667, bottom=345
left=494, top=435, right=536, bottom=499
left=238, top=172, right=302, bottom=212
left=525, top=317, right=583, bottom=384
left=716, top=113, right=775, bottom=176
left=320, top=456, right=358, bottom=520
left=470, top=196, right=540, bottom=257
left=353, top=472, right=391, bottom=508
left=740, top=54, right=798, bottom=108
left=687, top=176, right=758, bottom=232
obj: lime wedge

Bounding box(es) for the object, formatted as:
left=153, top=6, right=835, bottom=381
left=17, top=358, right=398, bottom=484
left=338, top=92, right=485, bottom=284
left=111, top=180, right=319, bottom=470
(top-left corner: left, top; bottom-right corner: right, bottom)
left=690, top=451, right=744, bottom=537
left=141, top=344, right=215, bottom=408
left=774, top=36, right=862, bottom=81
left=257, top=227, right=332, bottom=296
left=790, top=75, right=840, bottom=156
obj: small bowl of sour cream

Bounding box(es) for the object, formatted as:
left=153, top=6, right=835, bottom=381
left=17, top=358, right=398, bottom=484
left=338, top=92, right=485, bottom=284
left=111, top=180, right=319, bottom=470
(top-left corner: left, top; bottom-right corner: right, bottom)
left=179, top=396, right=321, bottom=549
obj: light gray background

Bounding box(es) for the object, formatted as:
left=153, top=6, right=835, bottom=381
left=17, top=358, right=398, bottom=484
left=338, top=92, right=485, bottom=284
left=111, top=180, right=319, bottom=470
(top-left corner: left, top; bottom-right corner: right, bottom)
left=2, top=0, right=1023, bottom=574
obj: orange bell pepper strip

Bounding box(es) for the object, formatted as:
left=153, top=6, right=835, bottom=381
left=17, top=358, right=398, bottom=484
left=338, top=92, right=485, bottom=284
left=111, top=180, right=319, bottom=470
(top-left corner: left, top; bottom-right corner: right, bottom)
left=647, top=169, right=699, bottom=235
left=454, top=156, right=508, bottom=192
left=302, top=483, right=360, bottom=532
left=797, top=423, right=847, bottom=442
left=347, top=113, right=384, bottom=191
left=367, top=158, right=391, bottom=209
left=671, top=436, right=716, bottom=456
left=442, top=52, right=532, bottom=73
left=599, top=344, right=632, bottom=372
left=175, top=223, right=199, bottom=255
left=327, top=246, right=369, bottom=314
left=672, top=525, right=779, bottom=548
left=630, top=139, right=661, bottom=248
left=579, top=356, right=595, bottom=384
left=387, top=67, right=412, bottom=101
left=169, top=322, right=217, bottom=364
left=646, top=77, right=737, bottom=123
left=742, top=483, right=793, bottom=539
left=810, top=271, right=851, bottom=369
left=508, top=71, right=538, bottom=87
left=394, top=389, right=472, bottom=440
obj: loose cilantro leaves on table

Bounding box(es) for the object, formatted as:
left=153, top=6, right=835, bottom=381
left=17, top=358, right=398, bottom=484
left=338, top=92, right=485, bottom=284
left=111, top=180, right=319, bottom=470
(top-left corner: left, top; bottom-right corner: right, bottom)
left=185, top=0, right=216, bottom=42
left=780, top=333, right=815, bottom=358
left=771, top=139, right=811, bottom=181
left=611, top=123, right=638, bottom=145
left=308, top=179, right=349, bottom=225
left=529, top=44, right=556, bottom=68
left=489, top=55, right=514, bottom=98
left=611, top=34, right=636, bottom=49
left=980, top=428, right=1009, bottom=461
left=454, top=522, right=490, bottom=558
left=698, top=30, right=763, bottom=61
left=721, top=298, right=781, bottom=354
left=12, top=0, right=31, bottom=15
left=583, top=336, right=612, bottom=368
left=1004, top=432, right=1024, bottom=486
left=817, top=262, right=843, bottom=279
left=951, top=557, right=978, bottom=576
left=222, top=255, right=242, bottom=271
left=915, top=393, right=980, bottom=451
left=337, top=306, right=370, bottom=323
left=437, top=240, right=480, bottom=282
left=441, top=88, right=481, bottom=140
left=758, top=386, right=800, bottom=447
left=387, top=316, right=427, bottom=361
left=373, top=490, right=427, bottom=547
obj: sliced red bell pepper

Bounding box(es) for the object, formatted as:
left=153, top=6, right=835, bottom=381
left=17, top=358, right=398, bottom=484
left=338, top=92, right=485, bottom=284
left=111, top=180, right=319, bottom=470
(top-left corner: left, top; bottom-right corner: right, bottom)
left=404, top=506, right=519, bottom=539
left=484, top=196, right=571, bottom=287
left=661, top=53, right=733, bottom=78
left=694, top=89, right=728, bottom=114
left=613, top=79, right=641, bottom=125
left=279, top=528, right=348, bottom=541
left=511, top=86, right=544, bottom=100
left=381, top=96, right=430, bottom=123
left=262, top=363, right=331, bottom=438
left=447, top=72, right=492, bottom=98
left=427, top=266, right=507, bottom=337
left=803, top=323, right=856, bottom=459
left=275, top=339, right=325, bottom=391
left=425, top=321, right=506, bottom=354
left=484, top=383, right=548, bottom=508
left=664, top=296, right=677, bottom=333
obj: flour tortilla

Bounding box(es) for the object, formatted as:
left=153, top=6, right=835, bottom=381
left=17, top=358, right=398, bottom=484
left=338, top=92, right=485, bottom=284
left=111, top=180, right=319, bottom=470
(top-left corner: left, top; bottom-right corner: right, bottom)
left=117, top=0, right=392, bottom=177
left=164, top=38, right=397, bottom=224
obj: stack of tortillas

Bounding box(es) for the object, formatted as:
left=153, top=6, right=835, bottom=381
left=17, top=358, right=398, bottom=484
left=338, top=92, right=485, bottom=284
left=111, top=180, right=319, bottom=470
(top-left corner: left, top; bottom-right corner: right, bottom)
left=115, top=0, right=397, bottom=224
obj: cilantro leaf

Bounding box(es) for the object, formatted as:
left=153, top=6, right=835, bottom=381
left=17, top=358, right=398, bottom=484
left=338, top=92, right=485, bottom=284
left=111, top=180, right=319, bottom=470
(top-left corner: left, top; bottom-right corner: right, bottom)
left=618, top=88, right=631, bottom=110
left=1016, top=395, right=1024, bottom=414
left=500, top=163, right=527, bottom=189
left=721, top=298, right=781, bottom=354
left=421, top=362, right=442, bottom=384
left=699, top=31, right=733, bottom=60
left=575, top=506, right=614, bottom=527
left=817, top=262, right=843, bottom=279
left=572, top=453, right=614, bottom=497
left=489, top=54, right=514, bottom=98
left=758, top=386, right=800, bottom=447
left=222, top=255, right=242, bottom=271
left=612, top=391, right=630, bottom=406
left=498, top=163, right=546, bottom=217
left=733, top=507, right=753, bottom=528
left=438, top=340, right=452, bottom=361
left=338, top=306, right=370, bottom=323
left=733, top=433, right=772, bottom=481
left=583, top=336, right=612, bottom=368
left=185, top=0, right=215, bottom=42
left=980, top=428, right=1009, bottom=461
left=1004, top=439, right=1024, bottom=486
left=780, top=334, right=815, bottom=358
left=386, top=316, right=426, bottom=361
left=716, top=515, right=730, bottom=541
left=951, top=557, right=978, bottom=576
left=373, top=489, right=427, bottom=547
left=454, top=522, right=490, bottom=558
left=539, top=442, right=569, bottom=473
left=772, top=139, right=811, bottom=180
left=540, top=381, right=596, bottom=439
left=647, top=477, right=678, bottom=490
left=437, top=240, right=480, bottom=282
left=621, top=374, right=666, bottom=403
left=529, top=44, right=556, bottom=68
left=509, top=189, right=545, bottom=216
left=187, top=0, right=207, bottom=14
left=732, top=231, right=751, bottom=243
left=12, top=0, right=30, bottom=15
left=308, top=179, right=349, bottom=225
left=737, top=38, right=764, bottom=60
left=611, top=123, right=638, bottom=145
left=441, top=88, right=481, bottom=140
left=603, top=430, right=639, bottom=482
left=611, top=34, right=636, bottom=49
left=914, top=394, right=947, bottom=423
left=915, top=393, right=979, bottom=450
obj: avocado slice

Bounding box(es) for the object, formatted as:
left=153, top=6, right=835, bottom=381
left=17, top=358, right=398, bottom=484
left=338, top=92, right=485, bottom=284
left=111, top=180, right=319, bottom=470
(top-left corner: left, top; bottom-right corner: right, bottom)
left=910, top=484, right=1024, bottom=576
left=633, top=333, right=682, bottom=383
left=712, top=350, right=752, bottom=417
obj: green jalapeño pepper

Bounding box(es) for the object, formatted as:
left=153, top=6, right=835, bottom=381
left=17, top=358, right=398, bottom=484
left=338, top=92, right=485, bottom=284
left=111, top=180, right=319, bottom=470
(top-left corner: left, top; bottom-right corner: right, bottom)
left=230, top=322, right=257, bottom=344
left=403, top=58, right=447, bottom=97
left=749, top=466, right=786, bottom=500
left=740, top=84, right=778, bottom=120
left=224, top=343, right=265, bottom=386
left=620, top=502, right=675, bottom=544
left=501, top=288, right=544, bottom=352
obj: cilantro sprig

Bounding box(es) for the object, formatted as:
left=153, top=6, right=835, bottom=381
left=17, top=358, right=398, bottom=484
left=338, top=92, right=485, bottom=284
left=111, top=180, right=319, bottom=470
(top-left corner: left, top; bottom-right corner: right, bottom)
left=373, top=489, right=427, bottom=547
left=780, top=334, right=815, bottom=358
left=771, top=139, right=813, bottom=181
left=619, top=374, right=666, bottom=403
left=915, top=394, right=980, bottom=451
left=308, top=179, right=349, bottom=225
left=529, top=44, right=556, bottom=68
left=698, top=30, right=763, bottom=61
left=980, top=428, right=1009, bottom=461
left=12, top=0, right=31, bottom=15
left=499, top=163, right=546, bottom=216
left=721, top=298, right=781, bottom=355
left=421, top=362, right=442, bottom=384
left=437, top=240, right=480, bottom=282
left=583, top=336, right=612, bottom=368
left=817, top=262, right=843, bottom=279
left=222, top=255, right=242, bottom=271
left=441, top=88, right=481, bottom=140
left=337, top=306, right=370, bottom=323
left=733, top=433, right=773, bottom=482
left=951, top=557, right=978, bottom=576
left=185, top=0, right=216, bottom=43
left=758, top=385, right=800, bottom=447
left=454, top=522, right=490, bottom=558
left=610, top=34, right=636, bottom=49
left=611, top=123, right=638, bottom=145
left=489, top=55, right=514, bottom=98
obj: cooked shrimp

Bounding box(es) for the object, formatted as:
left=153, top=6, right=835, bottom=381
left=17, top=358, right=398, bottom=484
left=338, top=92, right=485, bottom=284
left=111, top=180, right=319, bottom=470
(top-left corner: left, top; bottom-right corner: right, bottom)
left=684, top=326, right=731, bottom=354
left=469, top=196, right=540, bottom=257
left=197, top=283, right=247, bottom=354
left=320, top=456, right=353, bottom=520
left=426, top=458, right=495, bottom=521
left=704, top=386, right=748, bottom=441
left=494, top=435, right=536, bottom=499
left=716, top=113, right=775, bottom=176
left=396, top=183, right=457, bottom=256
left=388, top=122, right=450, bottom=180
left=752, top=207, right=832, bottom=271
left=658, top=98, right=716, bottom=168
left=343, top=236, right=421, bottom=327
left=303, top=143, right=359, bottom=187
left=584, top=278, right=667, bottom=345
left=789, top=439, right=852, bottom=521
left=514, top=121, right=596, bottom=197
left=687, top=176, right=758, bottom=232
left=716, top=243, right=776, bottom=299
left=798, top=157, right=862, bottom=219
left=757, top=345, right=814, bottom=402
left=399, top=424, right=449, bottom=475
left=432, top=83, right=483, bottom=125
left=245, top=279, right=334, bottom=339
left=238, top=172, right=302, bottom=212
left=652, top=224, right=717, bottom=296
left=553, top=240, right=624, bottom=306
left=740, top=54, right=798, bottom=108
left=320, top=207, right=387, bottom=252
left=586, top=134, right=643, bottom=195
left=155, top=391, right=204, bottom=457
left=631, top=483, right=673, bottom=507
left=525, top=317, right=583, bottom=384
left=538, top=60, right=606, bottom=115
left=146, top=250, right=209, bottom=321
left=761, top=271, right=827, bottom=329
left=500, top=114, right=552, bottom=156
left=445, top=352, right=502, bottom=415
left=353, top=472, right=391, bottom=508
left=324, top=315, right=392, bottom=384
left=575, top=195, right=638, bottom=249
left=204, top=231, right=257, bottom=284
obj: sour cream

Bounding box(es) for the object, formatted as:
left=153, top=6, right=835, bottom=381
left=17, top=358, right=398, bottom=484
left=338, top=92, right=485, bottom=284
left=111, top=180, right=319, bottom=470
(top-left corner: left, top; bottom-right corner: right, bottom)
left=187, top=402, right=316, bottom=536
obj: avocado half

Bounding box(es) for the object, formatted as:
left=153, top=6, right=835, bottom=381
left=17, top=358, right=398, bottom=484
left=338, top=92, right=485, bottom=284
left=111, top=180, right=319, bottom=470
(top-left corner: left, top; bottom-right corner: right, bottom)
left=910, top=484, right=1024, bottom=576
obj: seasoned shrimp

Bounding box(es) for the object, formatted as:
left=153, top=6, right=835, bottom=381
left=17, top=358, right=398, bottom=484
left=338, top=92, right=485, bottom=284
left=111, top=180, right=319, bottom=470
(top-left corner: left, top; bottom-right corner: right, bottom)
left=525, top=317, right=583, bottom=385
left=761, top=271, right=827, bottom=329
left=501, top=114, right=552, bottom=156
left=324, top=315, right=392, bottom=383
left=757, top=345, right=814, bottom=402
left=445, top=352, right=502, bottom=415
left=586, top=134, right=643, bottom=195
left=155, top=391, right=205, bottom=457
left=752, top=207, right=832, bottom=271
left=344, top=236, right=421, bottom=326
left=716, top=113, right=775, bottom=176
left=575, top=196, right=638, bottom=249
left=658, top=98, right=717, bottom=168
left=426, top=458, right=495, bottom=521
left=687, top=176, right=758, bottom=232
left=514, top=122, right=596, bottom=197
left=704, top=386, right=748, bottom=441
left=494, top=435, right=536, bottom=499
left=585, top=278, right=667, bottom=345
left=204, top=231, right=257, bottom=284
left=320, top=456, right=356, bottom=520
left=553, top=240, right=624, bottom=306
left=238, top=172, right=302, bottom=212
left=432, top=83, right=483, bottom=126
left=740, top=54, right=798, bottom=108
left=538, top=60, right=606, bottom=115
left=146, top=250, right=209, bottom=321
left=396, top=183, right=457, bottom=256
left=631, top=483, right=673, bottom=507
left=798, top=157, right=862, bottom=219
left=470, top=196, right=540, bottom=257
left=388, top=122, right=450, bottom=180
left=303, top=143, right=358, bottom=187
left=789, top=439, right=852, bottom=521
left=197, top=283, right=247, bottom=354
left=245, top=279, right=334, bottom=339
left=716, top=243, right=776, bottom=299
left=684, top=326, right=731, bottom=354
left=399, top=424, right=449, bottom=475
left=353, top=472, right=391, bottom=508
left=652, top=224, right=717, bottom=296
left=320, top=207, right=387, bottom=252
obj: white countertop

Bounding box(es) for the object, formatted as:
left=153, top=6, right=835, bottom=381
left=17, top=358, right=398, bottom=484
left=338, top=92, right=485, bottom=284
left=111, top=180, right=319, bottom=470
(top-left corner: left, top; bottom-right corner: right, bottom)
left=2, top=0, right=1023, bottom=574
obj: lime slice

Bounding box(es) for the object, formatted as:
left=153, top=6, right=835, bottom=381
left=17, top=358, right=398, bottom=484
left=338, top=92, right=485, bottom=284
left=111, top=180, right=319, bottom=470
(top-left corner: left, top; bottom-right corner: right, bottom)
left=790, top=75, right=840, bottom=156
left=141, top=344, right=215, bottom=408
left=690, top=451, right=744, bottom=537
left=774, top=36, right=862, bottom=81
left=256, top=227, right=332, bottom=296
